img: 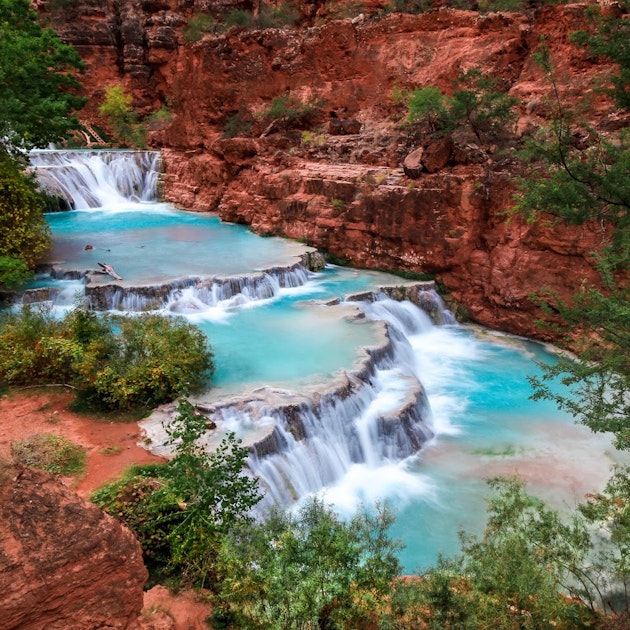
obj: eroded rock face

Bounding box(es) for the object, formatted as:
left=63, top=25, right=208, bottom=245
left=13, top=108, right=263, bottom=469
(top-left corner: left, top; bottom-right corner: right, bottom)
left=37, top=2, right=627, bottom=340
left=0, top=464, right=147, bottom=630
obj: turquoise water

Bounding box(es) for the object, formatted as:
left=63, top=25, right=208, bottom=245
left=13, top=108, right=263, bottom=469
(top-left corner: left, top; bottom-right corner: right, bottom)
left=46, top=206, right=309, bottom=282
left=35, top=153, right=616, bottom=573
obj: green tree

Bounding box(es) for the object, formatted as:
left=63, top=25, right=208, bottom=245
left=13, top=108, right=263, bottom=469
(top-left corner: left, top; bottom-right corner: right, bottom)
left=516, top=42, right=629, bottom=450
left=0, top=306, right=214, bottom=411
left=407, top=86, right=452, bottom=135
left=0, top=0, right=84, bottom=287
left=93, top=399, right=262, bottom=587
left=0, top=0, right=85, bottom=152
left=215, top=498, right=402, bottom=629
left=385, top=479, right=596, bottom=629
left=449, top=68, right=518, bottom=143
left=407, top=71, right=518, bottom=143
left=98, top=84, right=145, bottom=147
left=571, top=11, right=630, bottom=111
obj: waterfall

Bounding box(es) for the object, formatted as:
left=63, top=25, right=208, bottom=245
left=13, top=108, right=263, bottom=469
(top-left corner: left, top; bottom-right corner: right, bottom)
left=29, top=150, right=161, bottom=208
left=142, top=293, right=448, bottom=512
left=84, top=263, right=313, bottom=311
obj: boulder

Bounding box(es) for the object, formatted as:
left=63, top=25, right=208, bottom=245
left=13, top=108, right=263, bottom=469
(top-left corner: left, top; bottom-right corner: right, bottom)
left=0, top=464, right=147, bottom=629
left=402, top=146, right=424, bottom=179
left=421, top=136, right=454, bottom=173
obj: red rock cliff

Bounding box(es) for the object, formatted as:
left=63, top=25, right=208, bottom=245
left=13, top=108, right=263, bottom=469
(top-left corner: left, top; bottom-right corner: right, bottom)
left=37, top=0, right=626, bottom=339
left=0, top=464, right=147, bottom=629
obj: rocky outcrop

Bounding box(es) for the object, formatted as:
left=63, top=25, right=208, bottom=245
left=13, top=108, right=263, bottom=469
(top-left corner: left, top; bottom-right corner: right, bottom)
left=0, top=464, right=147, bottom=629
left=37, top=2, right=627, bottom=340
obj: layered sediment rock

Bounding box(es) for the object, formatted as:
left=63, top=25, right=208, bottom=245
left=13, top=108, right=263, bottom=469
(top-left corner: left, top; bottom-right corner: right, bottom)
left=37, top=2, right=627, bottom=340
left=0, top=464, right=147, bottom=629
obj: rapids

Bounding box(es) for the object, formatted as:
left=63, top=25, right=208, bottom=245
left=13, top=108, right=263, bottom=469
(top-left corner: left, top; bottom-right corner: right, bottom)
left=27, top=149, right=618, bottom=572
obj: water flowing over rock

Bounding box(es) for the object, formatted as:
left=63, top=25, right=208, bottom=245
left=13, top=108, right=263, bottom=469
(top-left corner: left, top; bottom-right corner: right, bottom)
left=141, top=289, right=448, bottom=509
left=0, top=464, right=147, bottom=629
left=30, top=150, right=162, bottom=209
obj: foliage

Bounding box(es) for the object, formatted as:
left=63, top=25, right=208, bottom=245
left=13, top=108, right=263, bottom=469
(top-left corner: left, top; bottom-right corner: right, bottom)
left=387, top=0, right=432, bottom=15
left=0, top=256, right=32, bottom=290
left=407, top=86, right=451, bottom=134
left=93, top=399, right=262, bottom=587
left=0, top=151, right=51, bottom=284
left=515, top=42, right=629, bottom=450
left=98, top=84, right=145, bottom=147
left=407, top=70, right=518, bottom=142
left=384, top=478, right=596, bottom=629
left=259, top=95, right=321, bottom=132
left=0, top=305, right=214, bottom=411
left=0, top=0, right=85, bottom=152
left=579, top=466, right=630, bottom=615
left=79, top=313, right=213, bottom=410
left=449, top=68, right=518, bottom=142
left=183, top=12, right=219, bottom=42
left=571, top=12, right=630, bottom=111
left=11, top=433, right=86, bottom=476
left=223, top=110, right=253, bottom=138
left=215, top=498, right=402, bottom=629
left=527, top=281, right=630, bottom=450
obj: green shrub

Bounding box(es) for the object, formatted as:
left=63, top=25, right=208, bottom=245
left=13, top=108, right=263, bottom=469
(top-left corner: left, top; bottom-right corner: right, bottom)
left=0, top=152, right=50, bottom=278
left=93, top=399, right=262, bottom=586
left=215, top=498, right=402, bottom=629
left=0, top=256, right=32, bottom=290
left=75, top=313, right=214, bottom=411
left=259, top=94, right=321, bottom=132
left=222, top=111, right=253, bottom=138
left=408, top=86, right=452, bottom=134
left=183, top=12, right=219, bottom=42
left=0, top=306, right=214, bottom=412
left=11, top=433, right=86, bottom=476
left=99, top=84, right=146, bottom=148
left=388, top=0, right=433, bottom=14
left=224, top=9, right=254, bottom=28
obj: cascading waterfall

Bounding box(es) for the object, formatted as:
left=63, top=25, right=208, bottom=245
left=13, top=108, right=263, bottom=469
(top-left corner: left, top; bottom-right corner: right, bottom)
left=247, top=296, right=438, bottom=509
left=142, top=293, right=444, bottom=512
left=29, top=149, right=161, bottom=208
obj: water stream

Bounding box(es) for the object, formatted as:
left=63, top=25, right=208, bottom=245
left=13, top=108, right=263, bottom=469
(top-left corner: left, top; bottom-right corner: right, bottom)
left=28, top=150, right=618, bottom=572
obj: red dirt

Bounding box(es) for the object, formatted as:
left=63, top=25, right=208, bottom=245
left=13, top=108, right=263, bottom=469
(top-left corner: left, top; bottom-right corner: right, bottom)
left=0, top=389, right=164, bottom=498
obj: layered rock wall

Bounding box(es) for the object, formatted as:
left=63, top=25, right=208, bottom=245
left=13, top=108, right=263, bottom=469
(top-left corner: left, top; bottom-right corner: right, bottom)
left=37, top=1, right=626, bottom=338
left=0, top=464, right=147, bottom=629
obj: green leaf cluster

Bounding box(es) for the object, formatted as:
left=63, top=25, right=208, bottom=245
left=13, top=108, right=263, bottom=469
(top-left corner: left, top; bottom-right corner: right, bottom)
left=384, top=478, right=607, bottom=629
left=259, top=95, right=321, bottom=132
left=0, top=305, right=214, bottom=411
left=215, top=498, right=402, bottom=629
left=92, top=399, right=262, bottom=587
left=407, top=69, right=518, bottom=142
left=0, top=0, right=85, bottom=152
left=98, top=84, right=146, bottom=147
left=0, top=151, right=51, bottom=286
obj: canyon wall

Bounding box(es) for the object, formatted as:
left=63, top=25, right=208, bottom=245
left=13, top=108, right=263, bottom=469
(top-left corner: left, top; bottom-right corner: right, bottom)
left=38, top=0, right=626, bottom=338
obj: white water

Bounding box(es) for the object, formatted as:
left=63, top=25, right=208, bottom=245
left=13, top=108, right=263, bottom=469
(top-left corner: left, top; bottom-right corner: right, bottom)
left=30, top=149, right=161, bottom=208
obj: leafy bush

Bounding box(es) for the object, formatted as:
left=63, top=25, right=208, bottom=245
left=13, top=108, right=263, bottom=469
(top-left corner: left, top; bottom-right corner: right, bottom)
left=222, top=110, right=253, bottom=138
left=183, top=12, right=219, bottom=42
left=408, top=85, right=452, bottom=134
left=259, top=94, right=321, bottom=132
left=0, top=152, right=51, bottom=283
left=93, top=399, right=262, bottom=586
left=0, top=256, right=32, bottom=290
left=215, top=498, right=402, bottom=629
left=388, top=0, right=433, bottom=15
left=0, top=306, right=214, bottom=411
left=407, top=70, right=518, bottom=143
left=11, top=433, right=86, bottom=476
left=99, top=84, right=146, bottom=147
